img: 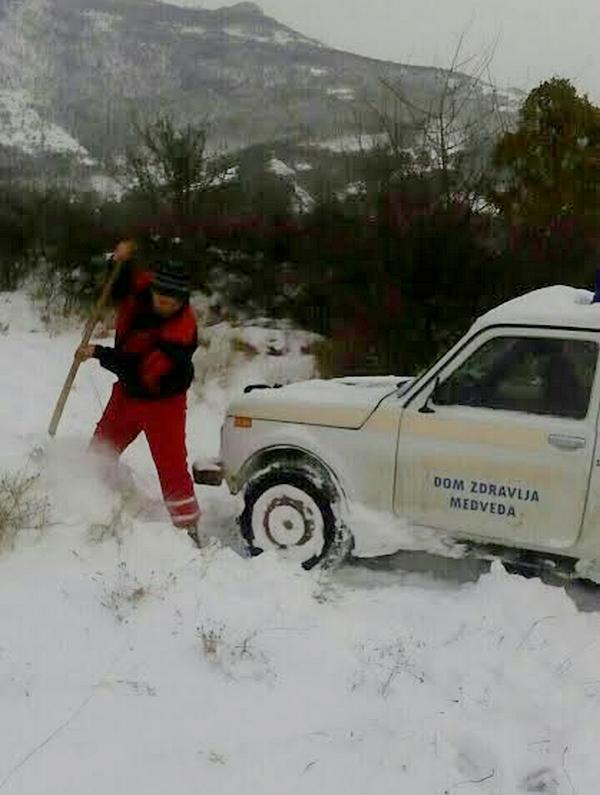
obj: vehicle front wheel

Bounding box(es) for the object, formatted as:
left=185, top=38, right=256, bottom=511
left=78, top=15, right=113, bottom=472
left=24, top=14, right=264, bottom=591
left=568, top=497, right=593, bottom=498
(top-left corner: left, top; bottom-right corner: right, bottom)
left=239, top=469, right=351, bottom=570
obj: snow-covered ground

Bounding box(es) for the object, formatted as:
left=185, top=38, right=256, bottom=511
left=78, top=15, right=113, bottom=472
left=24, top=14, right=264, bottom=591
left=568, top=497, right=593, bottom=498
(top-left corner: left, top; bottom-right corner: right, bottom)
left=2, top=291, right=600, bottom=794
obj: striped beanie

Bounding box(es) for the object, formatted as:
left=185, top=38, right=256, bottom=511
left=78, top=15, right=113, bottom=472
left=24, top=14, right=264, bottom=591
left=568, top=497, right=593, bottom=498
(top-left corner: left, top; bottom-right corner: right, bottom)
left=152, top=260, right=191, bottom=299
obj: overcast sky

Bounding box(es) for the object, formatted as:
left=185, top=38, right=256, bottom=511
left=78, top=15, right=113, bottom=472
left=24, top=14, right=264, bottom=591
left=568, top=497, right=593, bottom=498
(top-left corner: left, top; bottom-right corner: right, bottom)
left=166, top=0, right=600, bottom=101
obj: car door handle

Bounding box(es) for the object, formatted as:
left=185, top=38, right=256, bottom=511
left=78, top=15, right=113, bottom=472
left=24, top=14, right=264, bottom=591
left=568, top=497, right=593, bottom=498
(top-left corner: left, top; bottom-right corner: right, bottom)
left=547, top=434, right=587, bottom=451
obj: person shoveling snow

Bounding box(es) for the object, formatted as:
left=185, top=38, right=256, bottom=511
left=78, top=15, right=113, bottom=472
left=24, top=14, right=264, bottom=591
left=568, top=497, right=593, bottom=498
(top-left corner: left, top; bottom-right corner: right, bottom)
left=75, top=241, right=202, bottom=546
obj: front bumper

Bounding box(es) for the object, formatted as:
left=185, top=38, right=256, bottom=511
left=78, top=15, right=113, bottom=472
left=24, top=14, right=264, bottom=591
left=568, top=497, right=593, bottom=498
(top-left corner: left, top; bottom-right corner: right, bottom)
left=192, top=458, right=224, bottom=487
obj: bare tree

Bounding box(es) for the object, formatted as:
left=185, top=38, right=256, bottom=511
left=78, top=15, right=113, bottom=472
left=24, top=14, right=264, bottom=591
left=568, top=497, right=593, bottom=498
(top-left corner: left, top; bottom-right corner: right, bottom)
left=361, top=31, right=507, bottom=209
left=126, top=116, right=225, bottom=220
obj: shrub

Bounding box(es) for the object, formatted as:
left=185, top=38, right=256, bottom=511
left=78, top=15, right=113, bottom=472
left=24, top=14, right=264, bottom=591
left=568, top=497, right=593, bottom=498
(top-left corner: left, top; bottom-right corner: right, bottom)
left=0, top=470, right=49, bottom=552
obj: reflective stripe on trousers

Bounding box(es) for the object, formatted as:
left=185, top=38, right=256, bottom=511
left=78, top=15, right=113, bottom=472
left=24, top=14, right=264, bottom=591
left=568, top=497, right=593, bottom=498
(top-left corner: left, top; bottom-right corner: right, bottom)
left=166, top=496, right=201, bottom=529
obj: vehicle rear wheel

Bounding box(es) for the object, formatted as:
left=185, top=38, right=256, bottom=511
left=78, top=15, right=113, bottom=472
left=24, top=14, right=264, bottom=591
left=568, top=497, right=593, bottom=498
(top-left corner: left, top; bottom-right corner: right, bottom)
left=239, top=469, right=351, bottom=570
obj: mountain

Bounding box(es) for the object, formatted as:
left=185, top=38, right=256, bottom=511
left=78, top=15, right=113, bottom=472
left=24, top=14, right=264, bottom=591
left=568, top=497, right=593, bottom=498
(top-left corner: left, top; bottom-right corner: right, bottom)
left=0, top=0, right=521, bottom=186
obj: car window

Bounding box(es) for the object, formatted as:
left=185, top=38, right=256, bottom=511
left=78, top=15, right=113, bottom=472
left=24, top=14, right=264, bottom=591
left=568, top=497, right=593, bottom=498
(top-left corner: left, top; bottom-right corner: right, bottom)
left=433, top=336, right=598, bottom=419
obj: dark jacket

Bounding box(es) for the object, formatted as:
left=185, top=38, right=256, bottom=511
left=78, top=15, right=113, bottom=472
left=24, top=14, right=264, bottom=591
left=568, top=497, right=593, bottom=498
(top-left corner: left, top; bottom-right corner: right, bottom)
left=94, top=261, right=198, bottom=400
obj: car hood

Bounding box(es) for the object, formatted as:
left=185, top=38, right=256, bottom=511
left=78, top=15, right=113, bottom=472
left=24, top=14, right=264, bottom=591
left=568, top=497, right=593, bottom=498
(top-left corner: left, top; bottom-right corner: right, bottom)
left=226, top=376, right=413, bottom=429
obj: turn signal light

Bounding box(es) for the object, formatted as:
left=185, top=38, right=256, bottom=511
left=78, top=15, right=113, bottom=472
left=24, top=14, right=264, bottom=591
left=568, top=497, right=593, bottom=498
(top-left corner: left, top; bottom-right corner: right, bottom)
left=234, top=416, right=253, bottom=429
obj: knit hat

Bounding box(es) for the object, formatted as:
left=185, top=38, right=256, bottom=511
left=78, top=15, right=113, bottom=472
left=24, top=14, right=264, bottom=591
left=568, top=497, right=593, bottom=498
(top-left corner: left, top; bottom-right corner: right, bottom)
left=152, top=260, right=190, bottom=299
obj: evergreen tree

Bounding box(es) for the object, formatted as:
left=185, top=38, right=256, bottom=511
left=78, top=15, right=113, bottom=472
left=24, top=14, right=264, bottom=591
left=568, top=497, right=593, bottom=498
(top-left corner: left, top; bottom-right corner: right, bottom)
left=492, top=78, right=600, bottom=223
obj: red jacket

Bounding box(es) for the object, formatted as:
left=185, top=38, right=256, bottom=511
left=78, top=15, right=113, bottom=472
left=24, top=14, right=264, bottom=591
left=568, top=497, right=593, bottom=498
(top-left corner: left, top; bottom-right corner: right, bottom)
left=94, top=264, right=198, bottom=399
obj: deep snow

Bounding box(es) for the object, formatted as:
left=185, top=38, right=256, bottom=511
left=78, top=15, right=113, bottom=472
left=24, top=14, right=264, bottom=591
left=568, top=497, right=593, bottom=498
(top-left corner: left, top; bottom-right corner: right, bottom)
left=2, top=291, right=600, bottom=794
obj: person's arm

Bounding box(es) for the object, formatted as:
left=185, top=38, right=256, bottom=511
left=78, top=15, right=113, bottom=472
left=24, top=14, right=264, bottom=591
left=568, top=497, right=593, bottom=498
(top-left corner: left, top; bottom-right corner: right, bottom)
left=87, top=308, right=198, bottom=393
left=76, top=342, right=138, bottom=384
left=97, top=240, right=144, bottom=303
left=137, top=311, right=198, bottom=394
left=93, top=345, right=139, bottom=380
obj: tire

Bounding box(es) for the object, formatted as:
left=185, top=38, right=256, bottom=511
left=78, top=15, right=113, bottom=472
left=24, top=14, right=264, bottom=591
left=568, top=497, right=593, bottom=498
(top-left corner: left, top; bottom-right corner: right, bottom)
left=239, top=469, right=352, bottom=570
left=502, top=561, right=538, bottom=579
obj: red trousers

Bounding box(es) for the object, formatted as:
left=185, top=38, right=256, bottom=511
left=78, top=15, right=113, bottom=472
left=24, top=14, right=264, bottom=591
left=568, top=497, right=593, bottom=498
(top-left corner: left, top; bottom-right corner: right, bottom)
left=92, top=383, right=200, bottom=529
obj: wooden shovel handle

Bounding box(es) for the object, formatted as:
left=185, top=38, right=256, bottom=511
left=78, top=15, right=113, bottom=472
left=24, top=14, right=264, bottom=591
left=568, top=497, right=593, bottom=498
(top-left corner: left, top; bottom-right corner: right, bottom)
left=47, top=250, right=131, bottom=437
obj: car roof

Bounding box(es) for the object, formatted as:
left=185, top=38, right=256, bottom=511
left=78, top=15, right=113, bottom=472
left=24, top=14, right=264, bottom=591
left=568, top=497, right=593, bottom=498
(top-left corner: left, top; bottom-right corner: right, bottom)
left=472, top=286, right=600, bottom=333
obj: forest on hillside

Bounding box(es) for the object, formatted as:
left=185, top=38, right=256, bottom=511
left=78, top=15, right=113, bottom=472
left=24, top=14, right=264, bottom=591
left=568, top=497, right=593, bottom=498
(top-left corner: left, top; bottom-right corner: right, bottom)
left=2, top=77, right=600, bottom=376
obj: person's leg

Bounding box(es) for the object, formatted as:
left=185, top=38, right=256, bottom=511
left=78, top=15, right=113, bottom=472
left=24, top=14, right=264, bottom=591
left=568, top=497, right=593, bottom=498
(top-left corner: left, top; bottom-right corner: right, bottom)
left=90, top=383, right=141, bottom=488
left=143, top=393, right=201, bottom=536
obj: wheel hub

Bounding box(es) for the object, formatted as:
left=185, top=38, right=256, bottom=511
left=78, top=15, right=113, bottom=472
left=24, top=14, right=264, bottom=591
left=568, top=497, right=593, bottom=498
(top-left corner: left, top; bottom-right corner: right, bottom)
left=263, top=495, right=314, bottom=548
left=250, top=483, right=326, bottom=563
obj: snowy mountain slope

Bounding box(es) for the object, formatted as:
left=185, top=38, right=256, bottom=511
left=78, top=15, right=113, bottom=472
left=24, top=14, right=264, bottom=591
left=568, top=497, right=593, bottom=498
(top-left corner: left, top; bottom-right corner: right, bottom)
left=2, top=290, right=600, bottom=793
left=0, top=0, right=516, bottom=166
left=0, top=89, right=93, bottom=160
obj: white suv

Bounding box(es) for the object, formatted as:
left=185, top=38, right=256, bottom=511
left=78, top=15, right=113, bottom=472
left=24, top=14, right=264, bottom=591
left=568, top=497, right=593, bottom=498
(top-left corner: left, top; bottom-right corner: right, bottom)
left=195, top=286, right=600, bottom=579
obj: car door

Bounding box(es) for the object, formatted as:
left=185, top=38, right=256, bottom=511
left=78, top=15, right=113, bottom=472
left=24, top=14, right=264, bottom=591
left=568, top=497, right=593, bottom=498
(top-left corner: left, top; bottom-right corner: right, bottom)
left=394, top=328, right=600, bottom=550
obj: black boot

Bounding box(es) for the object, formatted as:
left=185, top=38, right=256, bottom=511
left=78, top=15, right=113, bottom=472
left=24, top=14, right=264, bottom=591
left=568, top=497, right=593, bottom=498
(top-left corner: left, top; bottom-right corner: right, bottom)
left=186, top=524, right=202, bottom=548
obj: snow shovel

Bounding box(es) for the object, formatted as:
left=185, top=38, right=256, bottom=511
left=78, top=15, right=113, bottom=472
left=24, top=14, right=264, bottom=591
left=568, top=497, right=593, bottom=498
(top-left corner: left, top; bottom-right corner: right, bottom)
left=47, top=243, right=135, bottom=437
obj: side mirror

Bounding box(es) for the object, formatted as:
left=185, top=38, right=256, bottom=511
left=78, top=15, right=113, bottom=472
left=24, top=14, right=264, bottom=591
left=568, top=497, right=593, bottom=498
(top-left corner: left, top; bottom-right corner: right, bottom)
left=419, top=376, right=440, bottom=414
